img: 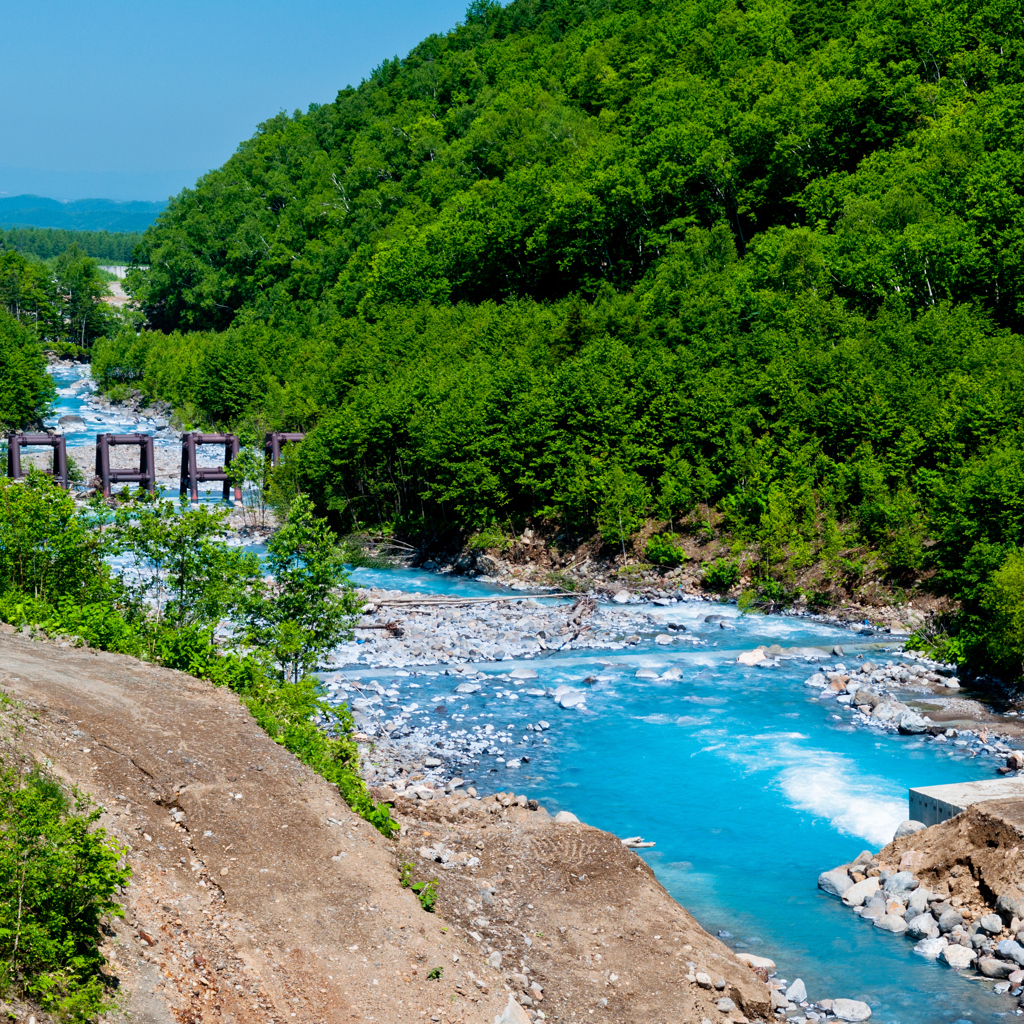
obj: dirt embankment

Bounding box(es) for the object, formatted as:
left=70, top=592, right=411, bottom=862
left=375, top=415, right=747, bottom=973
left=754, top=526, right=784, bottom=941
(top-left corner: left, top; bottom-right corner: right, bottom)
left=0, top=629, right=770, bottom=1024
left=880, top=799, right=1024, bottom=914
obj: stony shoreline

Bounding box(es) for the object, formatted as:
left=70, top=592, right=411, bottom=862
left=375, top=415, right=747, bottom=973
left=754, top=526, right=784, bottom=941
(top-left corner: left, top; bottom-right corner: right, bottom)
left=819, top=799, right=1024, bottom=1011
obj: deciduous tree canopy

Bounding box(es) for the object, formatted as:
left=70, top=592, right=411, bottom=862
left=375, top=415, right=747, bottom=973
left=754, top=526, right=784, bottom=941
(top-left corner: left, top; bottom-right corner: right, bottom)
left=105, top=0, right=1024, bottom=679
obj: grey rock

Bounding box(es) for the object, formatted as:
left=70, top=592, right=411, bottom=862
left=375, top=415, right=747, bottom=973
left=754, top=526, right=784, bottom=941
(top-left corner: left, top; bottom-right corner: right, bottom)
left=979, top=913, right=1004, bottom=936
left=941, top=944, right=976, bottom=969
left=695, top=972, right=712, bottom=988
left=831, top=998, right=872, bottom=1021
left=424, top=757, right=443, bottom=767
left=818, top=868, right=853, bottom=897
left=454, top=682, right=481, bottom=694
left=487, top=950, right=503, bottom=968
left=996, top=939, right=1024, bottom=966
left=938, top=909, right=964, bottom=933
left=907, top=888, right=933, bottom=915
left=842, top=876, right=880, bottom=907
left=787, top=978, right=807, bottom=1003
left=715, top=998, right=735, bottom=1014
left=906, top=914, right=939, bottom=939
left=913, top=936, right=948, bottom=959
left=883, top=871, right=919, bottom=895
left=57, top=414, right=86, bottom=429
left=977, top=957, right=1015, bottom=979
left=875, top=914, right=908, bottom=934
left=893, top=820, right=927, bottom=841
left=509, top=666, right=538, bottom=680
left=553, top=810, right=579, bottom=824
left=998, top=894, right=1024, bottom=924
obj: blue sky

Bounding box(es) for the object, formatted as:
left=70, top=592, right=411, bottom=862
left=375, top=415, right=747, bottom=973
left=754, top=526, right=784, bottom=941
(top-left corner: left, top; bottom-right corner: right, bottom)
left=0, top=0, right=471, bottom=202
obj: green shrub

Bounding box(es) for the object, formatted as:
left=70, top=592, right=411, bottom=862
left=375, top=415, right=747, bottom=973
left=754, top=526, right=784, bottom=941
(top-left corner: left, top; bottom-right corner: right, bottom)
left=701, top=558, right=740, bottom=592
left=0, top=765, right=129, bottom=1020
left=645, top=533, right=687, bottom=567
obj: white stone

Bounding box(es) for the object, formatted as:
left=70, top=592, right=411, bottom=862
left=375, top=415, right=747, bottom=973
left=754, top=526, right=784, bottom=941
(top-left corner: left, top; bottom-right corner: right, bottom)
left=612, top=591, right=631, bottom=603
left=940, top=944, right=976, bottom=969
left=735, top=952, right=776, bottom=972
left=654, top=634, right=673, bottom=645
left=832, top=998, right=872, bottom=1021
left=842, top=876, right=880, bottom=907
left=494, top=993, right=531, bottom=1024
left=787, top=978, right=807, bottom=1002
left=509, top=666, right=538, bottom=680
left=554, top=810, right=579, bottom=824
left=736, top=648, right=766, bottom=666
left=913, top=936, right=948, bottom=959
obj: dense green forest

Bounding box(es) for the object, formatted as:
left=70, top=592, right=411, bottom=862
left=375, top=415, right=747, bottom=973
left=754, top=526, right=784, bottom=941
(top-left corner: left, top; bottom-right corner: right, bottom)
left=1, top=244, right=122, bottom=355
left=92, top=0, right=1024, bottom=681
left=0, top=225, right=141, bottom=263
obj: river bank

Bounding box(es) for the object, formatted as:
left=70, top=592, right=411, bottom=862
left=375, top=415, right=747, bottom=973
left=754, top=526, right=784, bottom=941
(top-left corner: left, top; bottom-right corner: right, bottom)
left=27, top=359, right=1024, bottom=1022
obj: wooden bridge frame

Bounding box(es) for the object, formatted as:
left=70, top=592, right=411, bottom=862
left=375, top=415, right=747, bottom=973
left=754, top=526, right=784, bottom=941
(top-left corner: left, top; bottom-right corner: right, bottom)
left=6, top=433, right=69, bottom=488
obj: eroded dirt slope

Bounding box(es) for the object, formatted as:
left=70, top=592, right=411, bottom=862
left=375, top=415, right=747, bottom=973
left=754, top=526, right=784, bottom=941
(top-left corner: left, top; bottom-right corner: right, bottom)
left=0, top=629, right=768, bottom=1024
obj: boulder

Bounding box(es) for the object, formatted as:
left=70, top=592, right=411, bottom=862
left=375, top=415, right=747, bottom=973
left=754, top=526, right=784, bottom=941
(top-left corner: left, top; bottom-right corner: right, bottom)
left=634, top=669, right=660, bottom=679
left=715, top=998, right=736, bottom=1014
left=940, top=944, right=976, bottom=969
left=818, top=867, right=853, bottom=897
left=893, top=820, right=927, bottom=841
left=737, top=649, right=766, bottom=666
left=554, top=810, right=579, bottom=824
left=907, top=888, right=933, bottom=915
left=1006, top=751, right=1024, bottom=771
left=978, top=913, right=1004, bottom=936
left=995, top=939, right=1024, bottom=966
left=977, top=957, right=1015, bottom=979
left=997, top=894, right=1024, bottom=924
left=842, top=876, right=881, bottom=907
left=882, top=871, right=919, bottom=895
left=454, top=682, right=481, bottom=694
left=938, top=909, right=964, bottom=933
left=509, top=666, right=539, bottom=680
left=735, top=953, right=776, bottom=973
left=906, top=914, right=939, bottom=939
left=913, top=936, right=947, bottom=959
left=896, top=710, right=929, bottom=734
left=854, top=689, right=881, bottom=708
left=832, top=998, right=872, bottom=1021
left=874, top=914, right=908, bottom=934
left=786, top=979, right=807, bottom=1003
left=612, top=591, right=631, bottom=604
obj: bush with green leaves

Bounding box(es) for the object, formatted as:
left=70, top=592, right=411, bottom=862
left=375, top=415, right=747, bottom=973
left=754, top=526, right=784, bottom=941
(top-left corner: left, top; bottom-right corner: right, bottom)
left=644, top=533, right=687, bottom=568
left=701, top=558, right=741, bottom=593
left=0, top=765, right=129, bottom=1020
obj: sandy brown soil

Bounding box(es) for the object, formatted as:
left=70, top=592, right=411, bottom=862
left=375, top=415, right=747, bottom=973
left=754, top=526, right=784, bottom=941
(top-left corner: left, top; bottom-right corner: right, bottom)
left=0, top=629, right=770, bottom=1024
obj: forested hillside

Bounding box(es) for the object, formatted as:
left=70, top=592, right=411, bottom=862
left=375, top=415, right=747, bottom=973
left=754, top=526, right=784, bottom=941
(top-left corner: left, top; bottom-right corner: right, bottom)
left=1, top=225, right=141, bottom=263
left=102, top=0, right=1024, bottom=680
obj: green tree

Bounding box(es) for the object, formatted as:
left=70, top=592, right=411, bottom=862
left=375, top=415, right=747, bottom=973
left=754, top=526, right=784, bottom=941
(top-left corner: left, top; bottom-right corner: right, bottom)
left=106, top=498, right=260, bottom=630
left=244, top=495, right=360, bottom=683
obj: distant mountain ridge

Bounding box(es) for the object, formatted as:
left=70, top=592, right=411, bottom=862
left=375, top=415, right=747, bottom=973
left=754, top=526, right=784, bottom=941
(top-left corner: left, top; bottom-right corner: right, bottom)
left=0, top=194, right=166, bottom=233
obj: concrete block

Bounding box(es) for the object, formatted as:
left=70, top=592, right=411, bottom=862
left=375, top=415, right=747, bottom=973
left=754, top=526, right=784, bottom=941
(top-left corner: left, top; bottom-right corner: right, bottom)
left=909, top=779, right=1024, bottom=826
